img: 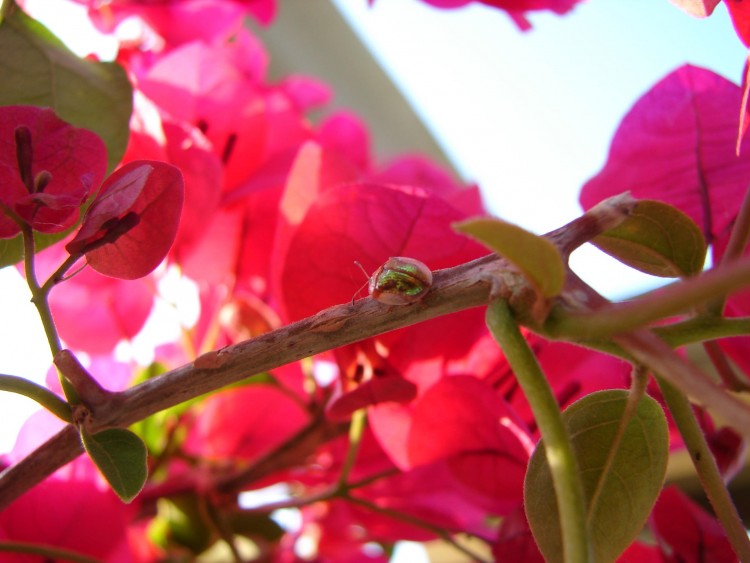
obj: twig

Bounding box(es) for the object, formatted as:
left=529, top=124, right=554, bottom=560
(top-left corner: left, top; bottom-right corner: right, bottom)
left=0, top=373, right=71, bottom=422
left=0, top=248, right=510, bottom=509
left=345, top=494, right=492, bottom=563
left=216, top=416, right=348, bottom=494
left=615, top=330, right=750, bottom=435
left=544, top=257, right=750, bottom=340
left=0, top=540, right=101, bottom=563
left=54, top=350, right=112, bottom=409
left=708, top=182, right=750, bottom=314
left=487, top=299, right=590, bottom=563
left=0, top=425, right=83, bottom=509
left=656, top=377, right=750, bottom=561
left=0, top=195, right=737, bottom=511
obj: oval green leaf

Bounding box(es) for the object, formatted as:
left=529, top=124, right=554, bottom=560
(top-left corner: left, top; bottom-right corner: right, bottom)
left=454, top=217, right=565, bottom=297
left=154, top=495, right=214, bottom=553
left=592, top=200, right=707, bottom=277
left=525, top=390, right=669, bottom=563
left=81, top=427, right=148, bottom=503
left=0, top=5, right=132, bottom=171
left=0, top=220, right=81, bottom=269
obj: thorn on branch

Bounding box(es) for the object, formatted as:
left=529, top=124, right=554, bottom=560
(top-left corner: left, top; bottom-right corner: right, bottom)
left=547, top=192, right=637, bottom=258
left=54, top=349, right=113, bottom=413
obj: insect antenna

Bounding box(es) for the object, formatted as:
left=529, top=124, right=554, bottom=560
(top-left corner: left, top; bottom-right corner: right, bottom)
left=351, top=260, right=370, bottom=305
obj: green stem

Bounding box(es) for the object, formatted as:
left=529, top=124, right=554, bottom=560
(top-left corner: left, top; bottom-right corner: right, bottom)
left=238, top=469, right=400, bottom=515
left=656, top=316, right=750, bottom=346
left=39, top=252, right=85, bottom=295
left=33, top=295, right=64, bottom=359
left=336, top=408, right=367, bottom=489
left=615, top=330, right=750, bottom=435
left=486, top=299, right=590, bottom=563
left=702, top=340, right=748, bottom=391
left=656, top=377, right=750, bottom=562
left=346, top=467, right=400, bottom=490
left=344, top=495, right=492, bottom=563
left=544, top=257, right=750, bottom=340
left=629, top=364, right=649, bottom=400
left=0, top=0, right=15, bottom=21
left=708, top=181, right=750, bottom=314
left=21, top=226, right=61, bottom=357
left=0, top=541, right=101, bottom=563
left=0, top=374, right=71, bottom=422
left=554, top=316, right=750, bottom=366
left=20, top=225, right=79, bottom=403
left=203, top=497, right=243, bottom=563
left=236, top=465, right=492, bottom=560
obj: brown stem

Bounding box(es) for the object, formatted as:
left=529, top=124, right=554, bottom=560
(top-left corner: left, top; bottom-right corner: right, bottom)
left=54, top=350, right=112, bottom=409
left=702, top=340, right=749, bottom=392
left=0, top=425, right=83, bottom=508
left=216, top=415, right=348, bottom=494
left=0, top=251, right=506, bottom=510
left=90, top=252, right=509, bottom=431
left=0, top=195, right=718, bottom=510
left=615, top=330, right=750, bottom=434
left=344, top=494, right=492, bottom=562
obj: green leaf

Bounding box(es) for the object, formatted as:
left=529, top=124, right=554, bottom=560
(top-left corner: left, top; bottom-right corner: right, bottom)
left=152, top=495, right=213, bottom=553
left=0, top=229, right=72, bottom=269
left=0, top=5, right=132, bottom=171
left=591, top=200, right=707, bottom=278
left=0, top=233, right=25, bottom=269
left=81, top=427, right=148, bottom=503
left=525, top=390, right=669, bottom=563
left=229, top=510, right=285, bottom=542
left=454, top=217, right=565, bottom=297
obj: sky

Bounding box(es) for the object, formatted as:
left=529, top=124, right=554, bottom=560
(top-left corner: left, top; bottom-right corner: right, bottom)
left=0, top=3, right=747, bottom=557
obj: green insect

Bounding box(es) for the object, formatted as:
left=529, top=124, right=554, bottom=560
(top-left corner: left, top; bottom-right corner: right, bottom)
left=354, top=257, right=433, bottom=305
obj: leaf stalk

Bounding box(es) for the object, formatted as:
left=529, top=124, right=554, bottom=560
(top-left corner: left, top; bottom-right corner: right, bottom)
left=486, top=299, right=591, bottom=563
left=0, top=373, right=71, bottom=422
left=656, top=378, right=750, bottom=561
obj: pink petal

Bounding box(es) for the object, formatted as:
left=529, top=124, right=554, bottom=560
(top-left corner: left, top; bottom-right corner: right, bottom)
left=726, top=0, right=750, bottom=47
left=651, top=486, right=735, bottom=562
left=0, top=106, right=106, bottom=237
left=183, top=385, right=310, bottom=461
left=82, top=160, right=184, bottom=279
left=581, top=65, right=750, bottom=243
left=326, top=376, right=417, bottom=421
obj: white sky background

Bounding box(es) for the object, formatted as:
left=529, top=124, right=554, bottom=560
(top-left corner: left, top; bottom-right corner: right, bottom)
left=0, top=5, right=747, bottom=558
